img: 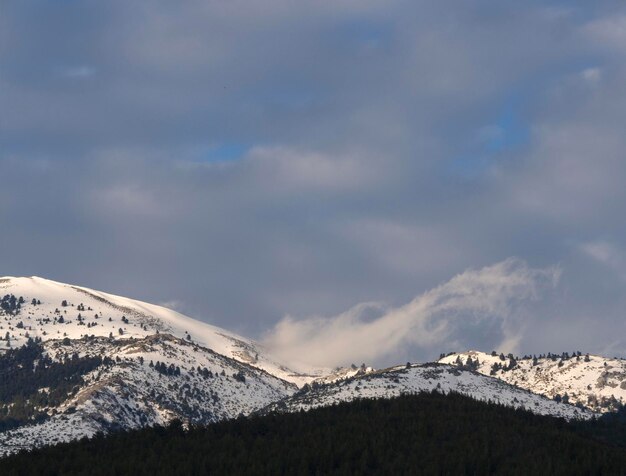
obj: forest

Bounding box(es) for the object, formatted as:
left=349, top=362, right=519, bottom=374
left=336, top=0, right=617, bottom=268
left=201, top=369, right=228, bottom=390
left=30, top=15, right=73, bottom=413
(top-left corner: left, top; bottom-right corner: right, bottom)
left=2, top=391, right=626, bottom=475
left=0, top=338, right=108, bottom=431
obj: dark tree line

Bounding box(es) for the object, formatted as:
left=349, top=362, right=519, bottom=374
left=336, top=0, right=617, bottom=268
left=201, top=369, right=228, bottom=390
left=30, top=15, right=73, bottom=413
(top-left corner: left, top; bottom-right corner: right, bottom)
left=151, top=361, right=181, bottom=377
left=0, top=339, right=109, bottom=431
left=2, top=391, right=626, bottom=475
left=1, top=295, right=24, bottom=315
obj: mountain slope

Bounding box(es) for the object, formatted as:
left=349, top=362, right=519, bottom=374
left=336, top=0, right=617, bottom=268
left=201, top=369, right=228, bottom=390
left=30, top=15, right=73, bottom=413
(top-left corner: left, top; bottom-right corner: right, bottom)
left=262, top=363, right=595, bottom=421
left=0, top=276, right=320, bottom=385
left=0, top=276, right=612, bottom=458
left=0, top=276, right=319, bottom=456
left=3, top=393, right=625, bottom=476
left=0, top=332, right=297, bottom=456
left=439, top=350, right=626, bottom=413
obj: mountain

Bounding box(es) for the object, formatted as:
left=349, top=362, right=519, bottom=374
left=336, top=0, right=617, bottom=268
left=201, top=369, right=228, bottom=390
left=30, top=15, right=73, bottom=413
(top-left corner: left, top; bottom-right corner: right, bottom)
left=0, top=276, right=322, bottom=385
left=3, top=393, right=625, bottom=476
left=261, top=363, right=594, bottom=421
left=0, top=276, right=326, bottom=456
left=0, top=276, right=608, bottom=457
left=439, top=350, right=626, bottom=413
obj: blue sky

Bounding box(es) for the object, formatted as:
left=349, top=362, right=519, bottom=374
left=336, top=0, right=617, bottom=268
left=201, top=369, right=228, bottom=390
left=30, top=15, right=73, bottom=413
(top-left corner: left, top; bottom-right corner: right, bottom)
left=2, top=0, right=626, bottom=366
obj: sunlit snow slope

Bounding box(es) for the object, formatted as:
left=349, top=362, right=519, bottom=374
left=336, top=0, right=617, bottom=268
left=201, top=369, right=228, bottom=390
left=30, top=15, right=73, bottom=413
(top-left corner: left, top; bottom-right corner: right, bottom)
left=0, top=277, right=610, bottom=457
left=439, top=351, right=626, bottom=413
left=0, top=276, right=319, bottom=385
left=0, top=276, right=326, bottom=455
left=262, top=363, right=594, bottom=421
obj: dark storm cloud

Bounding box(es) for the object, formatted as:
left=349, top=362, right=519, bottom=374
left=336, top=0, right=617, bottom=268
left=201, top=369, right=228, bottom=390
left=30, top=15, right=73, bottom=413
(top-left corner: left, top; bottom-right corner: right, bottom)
left=2, top=1, right=626, bottom=366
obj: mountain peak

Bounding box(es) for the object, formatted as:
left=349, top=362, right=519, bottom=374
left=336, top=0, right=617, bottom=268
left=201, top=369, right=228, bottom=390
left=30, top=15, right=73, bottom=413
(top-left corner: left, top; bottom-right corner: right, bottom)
left=440, top=350, right=626, bottom=412
left=0, top=275, right=322, bottom=386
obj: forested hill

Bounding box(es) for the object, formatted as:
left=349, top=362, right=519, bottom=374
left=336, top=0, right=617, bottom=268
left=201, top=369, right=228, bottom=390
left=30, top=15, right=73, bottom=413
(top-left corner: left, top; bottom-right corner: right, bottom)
left=2, top=392, right=626, bottom=476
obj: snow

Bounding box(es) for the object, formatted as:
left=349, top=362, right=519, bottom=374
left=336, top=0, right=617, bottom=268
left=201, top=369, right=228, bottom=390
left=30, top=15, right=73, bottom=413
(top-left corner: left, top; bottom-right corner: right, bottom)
left=439, top=351, right=626, bottom=413
left=0, top=276, right=319, bottom=456
left=0, top=276, right=613, bottom=457
left=264, top=363, right=596, bottom=421
left=0, top=276, right=323, bottom=386
left=0, top=334, right=295, bottom=456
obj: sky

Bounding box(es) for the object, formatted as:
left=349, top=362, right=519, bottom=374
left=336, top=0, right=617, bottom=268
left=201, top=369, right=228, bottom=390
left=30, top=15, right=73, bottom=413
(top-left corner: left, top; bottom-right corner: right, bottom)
left=2, top=0, right=626, bottom=367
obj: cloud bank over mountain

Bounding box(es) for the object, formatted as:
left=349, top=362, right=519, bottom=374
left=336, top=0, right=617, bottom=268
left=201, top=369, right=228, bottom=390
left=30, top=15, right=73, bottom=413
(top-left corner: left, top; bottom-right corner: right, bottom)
left=264, top=258, right=560, bottom=367
left=2, top=1, right=626, bottom=363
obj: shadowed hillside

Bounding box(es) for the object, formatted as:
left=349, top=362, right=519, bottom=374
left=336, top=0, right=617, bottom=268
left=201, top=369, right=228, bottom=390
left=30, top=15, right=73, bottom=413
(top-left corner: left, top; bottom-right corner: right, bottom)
left=2, top=392, right=626, bottom=476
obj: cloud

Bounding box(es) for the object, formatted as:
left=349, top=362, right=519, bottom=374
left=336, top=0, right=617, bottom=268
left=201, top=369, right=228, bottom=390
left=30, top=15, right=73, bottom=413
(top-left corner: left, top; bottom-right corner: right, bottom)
left=90, top=184, right=161, bottom=217
left=263, top=259, right=560, bottom=367
left=157, top=300, right=186, bottom=313
left=580, top=67, right=602, bottom=84
left=244, top=146, right=376, bottom=193
left=584, top=14, right=626, bottom=52
left=580, top=241, right=626, bottom=281
left=3, top=1, right=626, bottom=363
left=59, top=66, right=96, bottom=79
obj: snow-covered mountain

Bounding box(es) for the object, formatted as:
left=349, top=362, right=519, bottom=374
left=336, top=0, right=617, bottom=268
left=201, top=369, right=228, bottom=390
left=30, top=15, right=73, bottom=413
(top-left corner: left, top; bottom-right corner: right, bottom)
left=0, top=276, right=322, bottom=385
left=0, top=334, right=295, bottom=455
left=439, top=350, right=626, bottom=413
left=0, top=276, right=611, bottom=457
left=261, top=363, right=595, bottom=421
left=0, top=276, right=323, bottom=455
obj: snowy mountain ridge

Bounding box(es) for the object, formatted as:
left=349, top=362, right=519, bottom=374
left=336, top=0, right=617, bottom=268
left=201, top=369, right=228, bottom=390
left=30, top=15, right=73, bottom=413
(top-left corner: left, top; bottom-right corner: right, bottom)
left=0, top=332, right=295, bottom=455
left=260, top=363, right=595, bottom=421
left=439, top=350, right=626, bottom=413
left=0, top=276, right=614, bottom=457
left=0, top=276, right=321, bottom=456
left=0, top=276, right=323, bottom=386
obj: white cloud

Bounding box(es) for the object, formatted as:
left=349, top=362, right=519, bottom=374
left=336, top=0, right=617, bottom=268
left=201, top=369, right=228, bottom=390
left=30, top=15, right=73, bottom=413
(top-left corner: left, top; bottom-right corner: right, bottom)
left=157, top=300, right=185, bottom=312
left=581, top=67, right=602, bottom=84
left=246, top=146, right=376, bottom=192
left=89, top=183, right=162, bottom=217
left=585, top=15, right=626, bottom=52
left=263, top=258, right=560, bottom=367
left=581, top=240, right=620, bottom=264
left=334, top=218, right=467, bottom=277
left=60, top=66, right=96, bottom=79
left=580, top=240, right=626, bottom=280
left=5, top=1, right=626, bottom=360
